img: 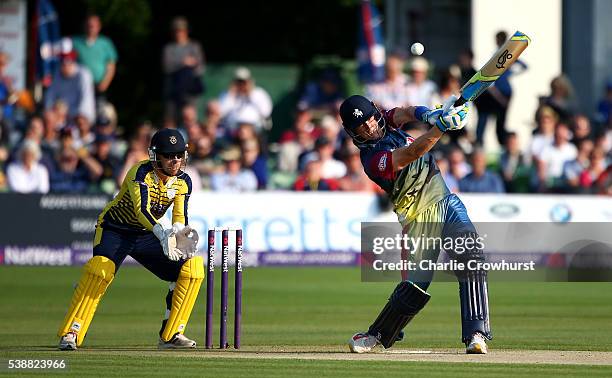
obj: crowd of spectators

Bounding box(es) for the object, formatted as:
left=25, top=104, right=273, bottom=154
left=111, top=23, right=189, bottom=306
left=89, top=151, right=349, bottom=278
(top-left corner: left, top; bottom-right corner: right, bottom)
left=0, top=18, right=610, bottom=197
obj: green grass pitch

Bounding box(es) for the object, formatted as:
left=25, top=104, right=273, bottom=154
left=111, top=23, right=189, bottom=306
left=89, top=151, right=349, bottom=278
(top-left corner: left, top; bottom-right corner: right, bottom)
left=1, top=266, right=611, bottom=376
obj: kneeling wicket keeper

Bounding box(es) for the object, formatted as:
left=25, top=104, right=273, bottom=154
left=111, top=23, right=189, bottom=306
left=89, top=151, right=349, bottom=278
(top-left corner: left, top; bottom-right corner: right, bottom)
left=57, top=129, right=202, bottom=350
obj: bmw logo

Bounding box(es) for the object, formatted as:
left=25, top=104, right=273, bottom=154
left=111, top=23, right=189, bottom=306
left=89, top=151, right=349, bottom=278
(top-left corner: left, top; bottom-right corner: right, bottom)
left=550, top=204, right=572, bottom=223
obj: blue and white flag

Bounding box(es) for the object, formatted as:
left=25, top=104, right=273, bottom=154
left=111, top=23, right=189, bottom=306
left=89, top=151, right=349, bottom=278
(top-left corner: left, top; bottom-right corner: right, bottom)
left=35, top=0, right=61, bottom=86
left=357, top=0, right=385, bottom=84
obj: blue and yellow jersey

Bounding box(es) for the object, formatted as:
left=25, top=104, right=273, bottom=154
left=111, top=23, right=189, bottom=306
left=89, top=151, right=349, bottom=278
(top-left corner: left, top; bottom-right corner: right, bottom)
left=360, top=111, right=450, bottom=226
left=97, top=160, right=192, bottom=232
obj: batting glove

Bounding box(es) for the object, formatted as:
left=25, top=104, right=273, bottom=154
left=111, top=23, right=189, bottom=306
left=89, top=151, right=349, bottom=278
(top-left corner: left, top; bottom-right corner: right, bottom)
left=416, top=105, right=444, bottom=126
left=435, top=104, right=470, bottom=132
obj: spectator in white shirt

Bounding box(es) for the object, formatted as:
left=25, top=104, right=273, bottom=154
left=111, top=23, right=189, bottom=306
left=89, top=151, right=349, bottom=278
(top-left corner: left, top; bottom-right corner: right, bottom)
left=530, top=105, right=558, bottom=162
left=210, top=146, right=258, bottom=192
left=537, top=122, right=577, bottom=191
left=365, top=52, right=411, bottom=111
left=218, top=67, right=272, bottom=135
left=310, top=136, right=347, bottom=179
left=406, top=57, right=437, bottom=107
left=6, top=140, right=49, bottom=193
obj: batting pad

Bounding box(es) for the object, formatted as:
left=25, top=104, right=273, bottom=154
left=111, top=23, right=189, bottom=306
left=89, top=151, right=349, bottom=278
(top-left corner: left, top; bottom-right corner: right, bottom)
left=161, top=256, right=204, bottom=341
left=58, top=256, right=115, bottom=346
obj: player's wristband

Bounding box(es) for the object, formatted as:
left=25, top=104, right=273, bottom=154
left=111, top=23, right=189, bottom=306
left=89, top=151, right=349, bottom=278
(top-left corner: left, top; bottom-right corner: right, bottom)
left=414, top=106, right=430, bottom=122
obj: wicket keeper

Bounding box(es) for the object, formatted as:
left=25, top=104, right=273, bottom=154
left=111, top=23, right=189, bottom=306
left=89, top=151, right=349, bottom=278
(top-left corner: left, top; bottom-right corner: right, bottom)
left=57, top=128, right=202, bottom=350
left=340, top=95, right=491, bottom=354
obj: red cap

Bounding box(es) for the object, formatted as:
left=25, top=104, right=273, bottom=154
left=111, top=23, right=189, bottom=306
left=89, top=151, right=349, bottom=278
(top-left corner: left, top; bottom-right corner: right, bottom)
left=59, top=50, right=77, bottom=62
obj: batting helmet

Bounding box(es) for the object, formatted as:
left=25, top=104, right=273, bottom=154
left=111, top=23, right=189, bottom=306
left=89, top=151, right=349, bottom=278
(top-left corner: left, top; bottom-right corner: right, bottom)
left=339, top=95, right=386, bottom=144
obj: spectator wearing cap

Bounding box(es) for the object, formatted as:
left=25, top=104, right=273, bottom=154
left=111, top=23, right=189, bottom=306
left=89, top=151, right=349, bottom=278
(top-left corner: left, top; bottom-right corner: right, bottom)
left=459, top=149, right=505, bottom=193
left=94, top=112, right=126, bottom=160
left=210, top=146, right=258, bottom=192
left=44, top=43, right=96, bottom=124
left=405, top=57, right=437, bottom=108
left=218, top=67, right=272, bottom=134
left=6, top=140, right=49, bottom=193
left=71, top=13, right=117, bottom=118
left=365, top=52, right=411, bottom=111
left=293, top=159, right=339, bottom=191
left=163, top=16, right=205, bottom=122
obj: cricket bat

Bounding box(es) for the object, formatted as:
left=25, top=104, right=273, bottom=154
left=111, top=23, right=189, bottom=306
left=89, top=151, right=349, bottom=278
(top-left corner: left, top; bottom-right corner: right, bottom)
left=454, top=31, right=531, bottom=107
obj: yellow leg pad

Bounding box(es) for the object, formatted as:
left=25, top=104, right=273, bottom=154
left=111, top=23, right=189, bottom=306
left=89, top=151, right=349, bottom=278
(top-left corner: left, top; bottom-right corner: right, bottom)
left=57, top=256, right=115, bottom=346
left=161, top=256, right=204, bottom=341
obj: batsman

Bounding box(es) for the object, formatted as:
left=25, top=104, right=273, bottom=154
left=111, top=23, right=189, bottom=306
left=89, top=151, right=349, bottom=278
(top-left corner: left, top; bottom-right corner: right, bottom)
left=341, top=95, right=491, bottom=354
left=57, top=129, right=202, bottom=350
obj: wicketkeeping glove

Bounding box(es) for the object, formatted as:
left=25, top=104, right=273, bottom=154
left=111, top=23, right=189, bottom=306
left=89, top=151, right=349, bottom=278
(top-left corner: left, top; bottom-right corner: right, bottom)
left=153, top=223, right=182, bottom=261
left=175, top=224, right=200, bottom=259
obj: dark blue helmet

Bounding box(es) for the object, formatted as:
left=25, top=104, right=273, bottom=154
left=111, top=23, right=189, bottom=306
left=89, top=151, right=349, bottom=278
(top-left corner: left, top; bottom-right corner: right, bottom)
left=339, top=95, right=386, bottom=145
left=149, top=128, right=187, bottom=154
left=148, top=128, right=188, bottom=175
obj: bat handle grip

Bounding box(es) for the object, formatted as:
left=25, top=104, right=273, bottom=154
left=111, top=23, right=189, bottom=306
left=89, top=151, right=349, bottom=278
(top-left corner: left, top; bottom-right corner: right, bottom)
left=454, top=97, right=467, bottom=107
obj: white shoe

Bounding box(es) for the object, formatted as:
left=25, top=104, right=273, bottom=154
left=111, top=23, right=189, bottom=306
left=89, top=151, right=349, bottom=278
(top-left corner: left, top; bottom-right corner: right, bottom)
left=59, top=332, right=77, bottom=351
left=348, top=332, right=379, bottom=353
left=466, top=332, right=488, bottom=354
left=158, top=333, right=197, bottom=349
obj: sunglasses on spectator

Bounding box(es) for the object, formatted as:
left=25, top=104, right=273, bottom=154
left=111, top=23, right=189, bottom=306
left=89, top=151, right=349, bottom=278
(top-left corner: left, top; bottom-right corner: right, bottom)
left=160, top=152, right=184, bottom=159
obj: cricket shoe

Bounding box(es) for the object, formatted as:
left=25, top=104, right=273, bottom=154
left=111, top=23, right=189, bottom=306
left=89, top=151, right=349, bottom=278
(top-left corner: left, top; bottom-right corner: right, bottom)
left=158, top=333, right=197, bottom=349
left=58, top=332, right=77, bottom=351
left=348, top=332, right=379, bottom=353
left=466, top=332, right=488, bottom=354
